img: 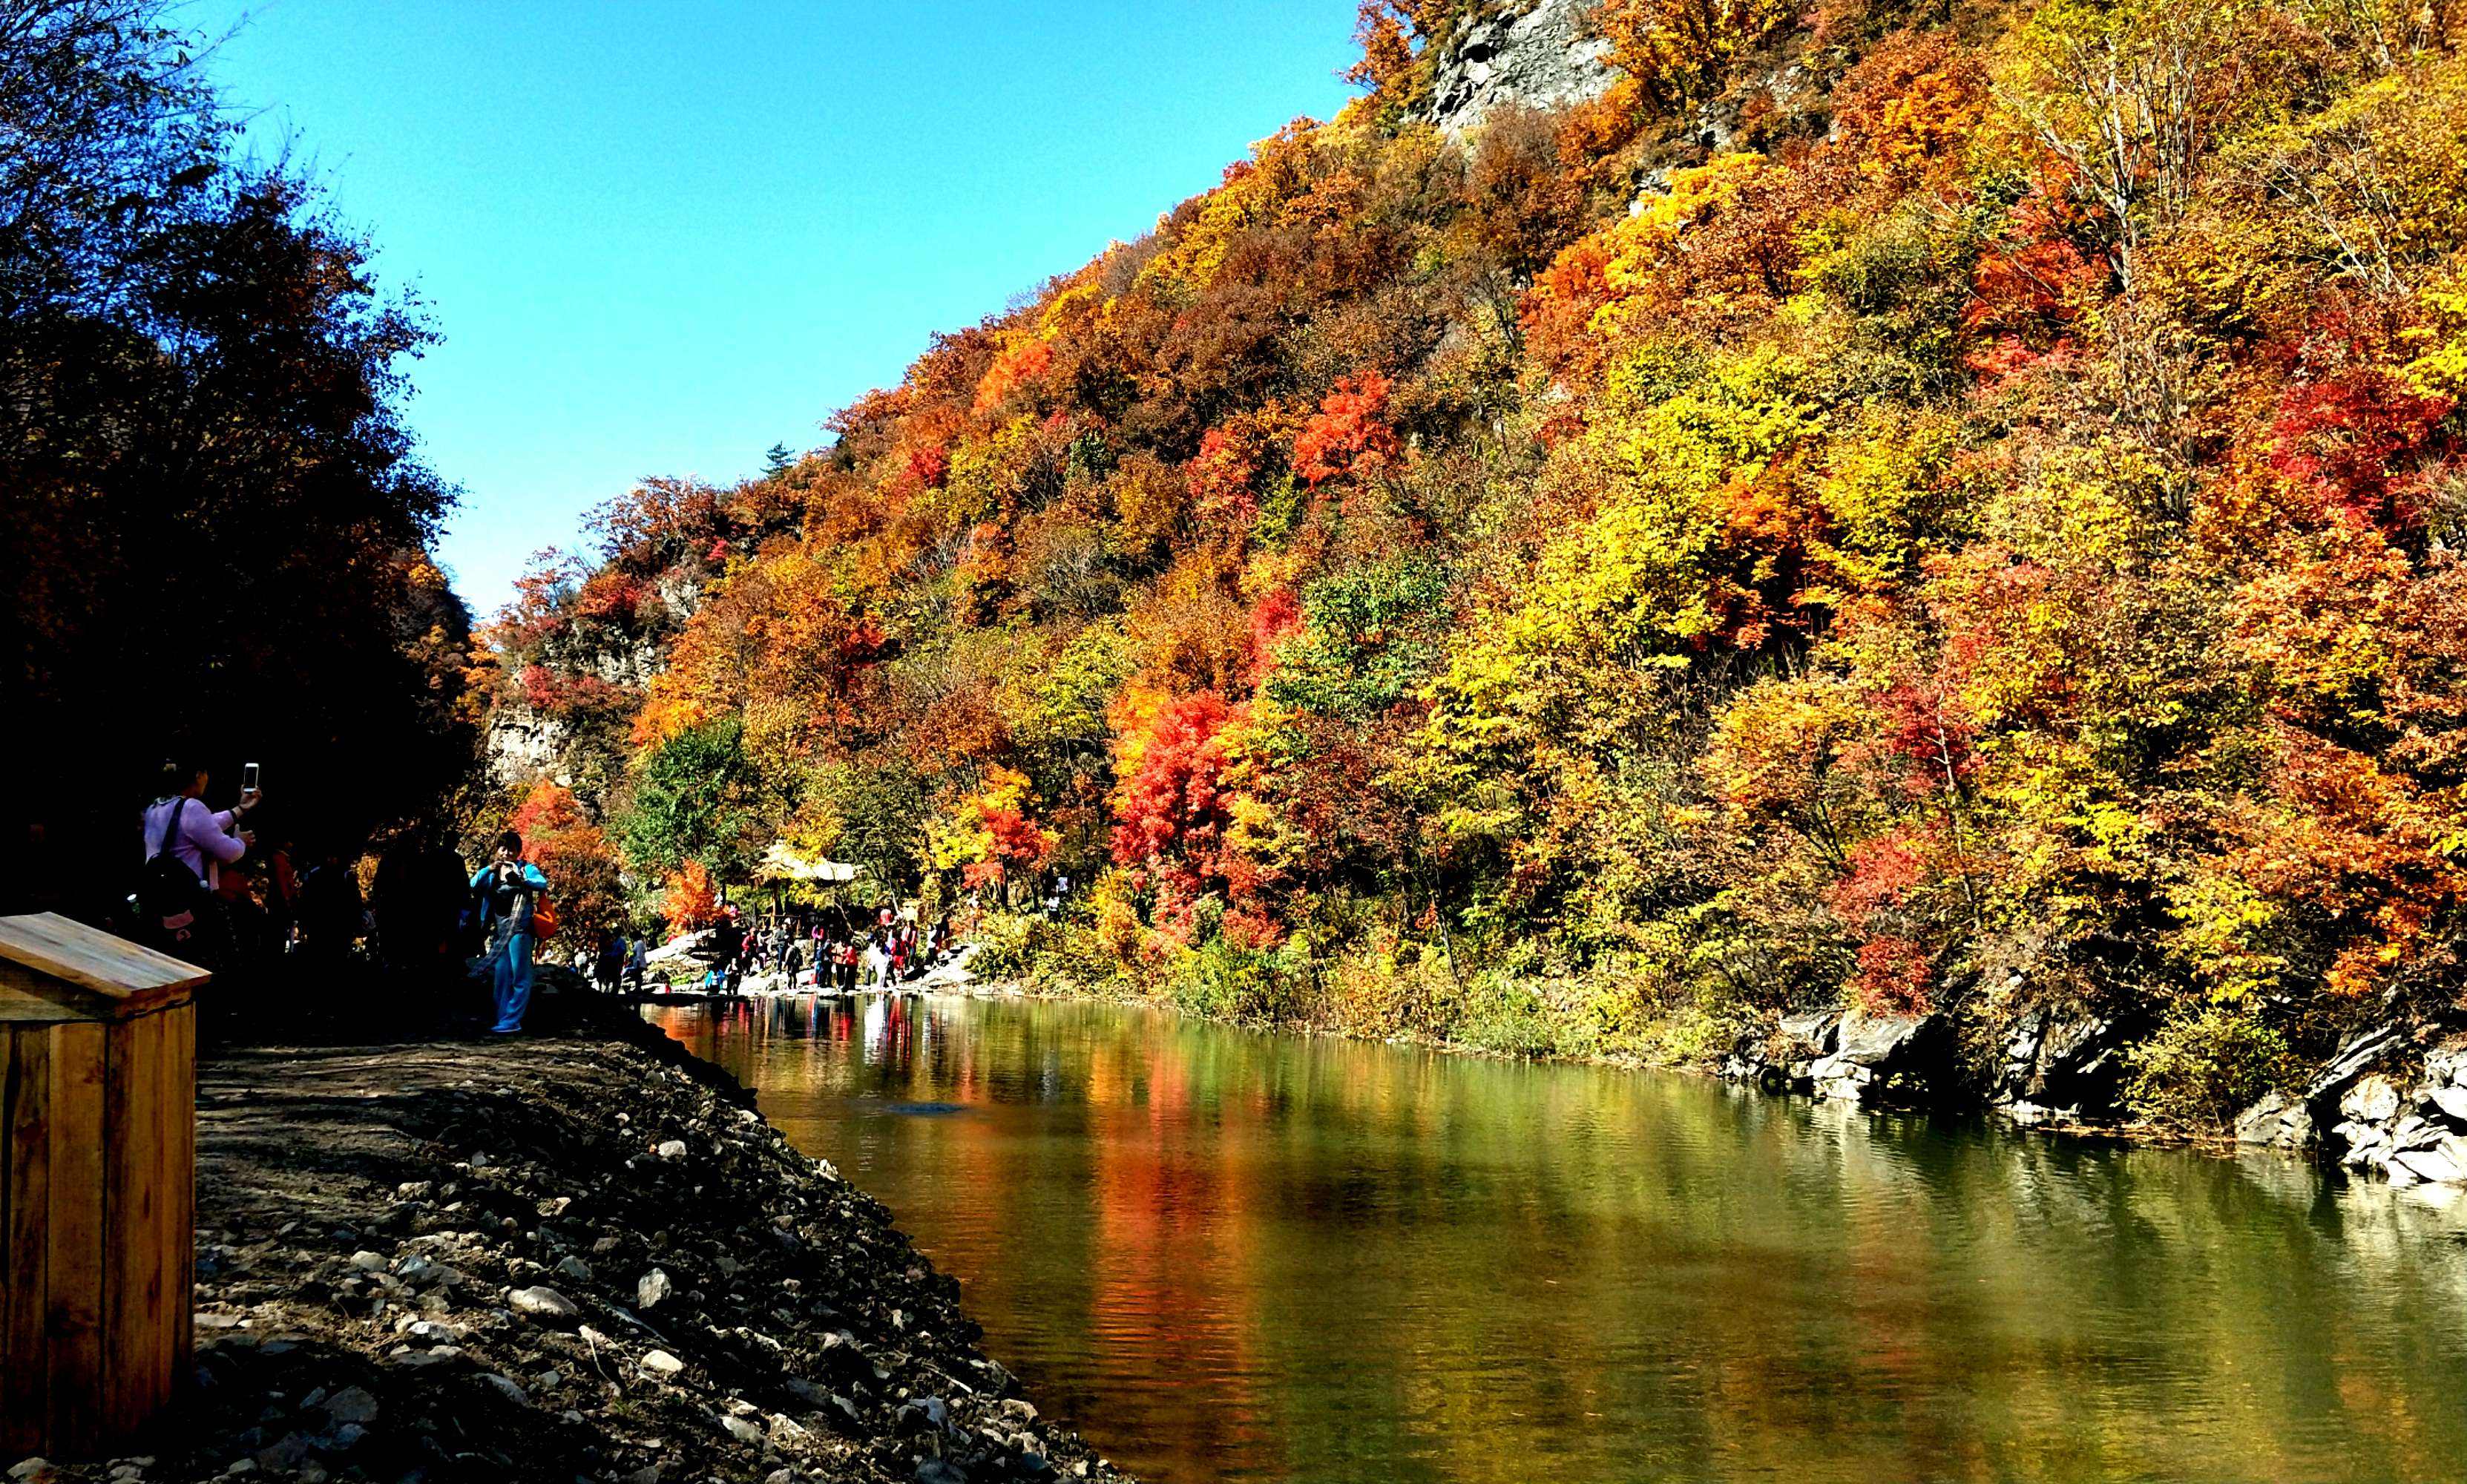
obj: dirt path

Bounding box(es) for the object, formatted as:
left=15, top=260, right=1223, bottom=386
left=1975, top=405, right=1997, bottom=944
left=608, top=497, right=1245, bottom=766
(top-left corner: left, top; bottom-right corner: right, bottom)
left=19, top=1006, right=1131, bottom=1484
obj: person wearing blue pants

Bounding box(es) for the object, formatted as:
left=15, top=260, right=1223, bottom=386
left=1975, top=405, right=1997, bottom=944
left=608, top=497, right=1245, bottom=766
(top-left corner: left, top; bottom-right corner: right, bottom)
left=471, top=830, right=549, bottom=1034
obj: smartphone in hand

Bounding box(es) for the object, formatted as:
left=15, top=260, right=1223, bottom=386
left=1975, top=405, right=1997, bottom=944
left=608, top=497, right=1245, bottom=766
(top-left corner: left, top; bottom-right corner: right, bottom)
left=240, top=761, right=260, bottom=794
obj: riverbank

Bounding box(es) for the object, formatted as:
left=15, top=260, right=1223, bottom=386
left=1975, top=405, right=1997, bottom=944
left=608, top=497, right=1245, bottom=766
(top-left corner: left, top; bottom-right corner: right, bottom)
left=980, top=941, right=2467, bottom=1195
left=13, top=997, right=1131, bottom=1484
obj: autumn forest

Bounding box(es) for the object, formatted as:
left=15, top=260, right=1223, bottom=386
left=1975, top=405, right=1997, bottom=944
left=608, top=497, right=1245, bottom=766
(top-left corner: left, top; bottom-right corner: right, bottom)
left=473, top=0, right=2467, bottom=1132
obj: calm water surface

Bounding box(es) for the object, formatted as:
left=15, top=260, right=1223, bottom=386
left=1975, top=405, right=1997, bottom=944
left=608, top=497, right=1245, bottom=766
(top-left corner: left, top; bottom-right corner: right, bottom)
left=646, top=991, right=2467, bottom=1483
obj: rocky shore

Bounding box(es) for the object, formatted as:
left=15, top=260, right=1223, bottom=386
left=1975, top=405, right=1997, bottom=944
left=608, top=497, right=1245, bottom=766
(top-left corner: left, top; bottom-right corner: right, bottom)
left=1721, top=1003, right=2467, bottom=1193
left=11, top=1000, right=1132, bottom=1484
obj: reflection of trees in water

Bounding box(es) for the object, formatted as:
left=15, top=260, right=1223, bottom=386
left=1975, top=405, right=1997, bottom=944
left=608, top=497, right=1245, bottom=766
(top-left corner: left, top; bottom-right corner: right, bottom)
left=655, top=997, right=2467, bottom=1484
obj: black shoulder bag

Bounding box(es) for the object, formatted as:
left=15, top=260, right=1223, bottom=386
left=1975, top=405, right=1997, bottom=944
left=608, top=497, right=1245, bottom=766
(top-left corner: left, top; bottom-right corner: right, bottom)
left=138, top=796, right=212, bottom=930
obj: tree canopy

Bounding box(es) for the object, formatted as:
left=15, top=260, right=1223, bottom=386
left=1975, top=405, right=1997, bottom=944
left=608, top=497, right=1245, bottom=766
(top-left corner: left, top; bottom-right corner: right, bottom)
left=2, top=0, right=471, bottom=917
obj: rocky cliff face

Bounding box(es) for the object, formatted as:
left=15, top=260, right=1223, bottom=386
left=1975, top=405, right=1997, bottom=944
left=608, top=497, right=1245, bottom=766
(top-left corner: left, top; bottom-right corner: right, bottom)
left=482, top=577, right=695, bottom=793
left=484, top=703, right=573, bottom=789
left=1425, top=0, right=1617, bottom=136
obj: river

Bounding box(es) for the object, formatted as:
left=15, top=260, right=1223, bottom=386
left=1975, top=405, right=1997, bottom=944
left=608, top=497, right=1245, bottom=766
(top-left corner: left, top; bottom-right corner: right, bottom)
left=646, top=990, right=2467, bottom=1483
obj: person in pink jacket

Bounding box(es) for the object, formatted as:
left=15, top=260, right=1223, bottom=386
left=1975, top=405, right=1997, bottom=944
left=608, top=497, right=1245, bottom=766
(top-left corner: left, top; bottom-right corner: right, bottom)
left=142, top=756, right=260, bottom=890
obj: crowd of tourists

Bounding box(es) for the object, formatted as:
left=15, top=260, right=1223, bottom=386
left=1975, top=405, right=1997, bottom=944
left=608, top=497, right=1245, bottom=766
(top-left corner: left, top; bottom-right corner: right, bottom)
left=135, top=755, right=966, bottom=1037
left=666, top=903, right=958, bottom=995
left=137, top=755, right=557, bottom=1033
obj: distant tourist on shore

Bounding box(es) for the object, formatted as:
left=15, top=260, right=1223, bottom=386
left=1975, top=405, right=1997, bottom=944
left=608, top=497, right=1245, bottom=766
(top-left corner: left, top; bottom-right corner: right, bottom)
left=595, top=928, right=627, bottom=994
left=295, top=844, right=369, bottom=965
left=470, top=830, right=548, bottom=1035
left=713, top=907, right=745, bottom=992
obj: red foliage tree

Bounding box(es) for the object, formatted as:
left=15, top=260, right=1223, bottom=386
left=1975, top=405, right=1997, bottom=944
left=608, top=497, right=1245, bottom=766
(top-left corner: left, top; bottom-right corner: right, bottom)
left=1294, top=370, right=1400, bottom=487
left=507, top=781, right=627, bottom=933
left=1248, top=589, right=1304, bottom=687
left=1187, top=424, right=1261, bottom=531
left=662, top=859, right=721, bottom=932
left=2268, top=366, right=2452, bottom=533
left=1111, top=692, right=1241, bottom=939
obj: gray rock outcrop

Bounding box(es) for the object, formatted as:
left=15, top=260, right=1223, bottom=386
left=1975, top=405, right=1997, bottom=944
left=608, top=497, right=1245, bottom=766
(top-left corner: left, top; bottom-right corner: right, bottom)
left=2234, top=1089, right=2314, bottom=1150
left=483, top=703, right=574, bottom=789
left=1720, top=1008, right=1841, bottom=1092
left=1809, top=1011, right=1952, bottom=1105
left=2228, top=1028, right=2467, bottom=1189
left=2325, top=1042, right=2467, bottom=1187
left=1994, top=1011, right=2129, bottom=1122
left=1425, top=0, right=1617, bottom=137
left=2307, top=1022, right=2402, bottom=1111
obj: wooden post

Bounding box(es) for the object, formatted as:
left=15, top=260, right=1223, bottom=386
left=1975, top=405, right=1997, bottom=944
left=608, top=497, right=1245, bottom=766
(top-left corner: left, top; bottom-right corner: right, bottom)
left=0, top=913, right=206, bottom=1459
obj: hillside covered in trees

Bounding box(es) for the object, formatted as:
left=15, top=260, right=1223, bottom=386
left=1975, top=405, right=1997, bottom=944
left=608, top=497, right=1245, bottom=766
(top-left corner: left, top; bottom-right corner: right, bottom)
left=485, top=0, right=2467, bottom=1129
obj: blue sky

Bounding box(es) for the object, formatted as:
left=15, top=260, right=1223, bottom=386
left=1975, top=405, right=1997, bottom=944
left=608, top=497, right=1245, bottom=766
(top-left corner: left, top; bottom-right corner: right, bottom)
left=188, top=1, right=1358, bottom=616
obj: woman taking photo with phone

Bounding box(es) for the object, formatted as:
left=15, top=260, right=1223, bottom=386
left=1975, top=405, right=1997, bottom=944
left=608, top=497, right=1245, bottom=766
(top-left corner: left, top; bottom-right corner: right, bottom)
left=138, top=755, right=262, bottom=965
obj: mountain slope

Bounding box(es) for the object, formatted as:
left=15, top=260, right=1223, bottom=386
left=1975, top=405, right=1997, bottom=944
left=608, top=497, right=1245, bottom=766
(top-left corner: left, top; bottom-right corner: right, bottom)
left=481, top=0, right=2467, bottom=1135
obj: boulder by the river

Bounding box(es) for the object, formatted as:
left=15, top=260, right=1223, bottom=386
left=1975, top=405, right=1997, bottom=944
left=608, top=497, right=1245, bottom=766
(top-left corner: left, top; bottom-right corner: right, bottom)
left=1720, top=1008, right=1841, bottom=1093
left=1994, top=1010, right=2130, bottom=1122
left=1809, top=1011, right=1952, bottom=1106
left=645, top=928, right=732, bottom=968
left=2234, top=1090, right=2313, bottom=1150
left=2236, top=1023, right=2402, bottom=1158
left=2317, top=1037, right=2467, bottom=1186
left=2308, top=1023, right=2403, bottom=1106
left=913, top=942, right=982, bottom=989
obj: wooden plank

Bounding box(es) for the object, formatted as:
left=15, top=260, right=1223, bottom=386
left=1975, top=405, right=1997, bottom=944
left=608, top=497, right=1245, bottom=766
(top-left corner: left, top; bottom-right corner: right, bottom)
left=0, top=1029, right=11, bottom=1447
left=1, top=1025, right=48, bottom=1457
left=168, top=1004, right=195, bottom=1376
left=99, top=1018, right=134, bottom=1430
left=103, top=1014, right=169, bottom=1431
left=148, top=1011, right=177, bottom=1422
left=150, top=1009, right=183, bottom=1413
left=0, top=965, right=115, bottom=1023
left=45, top=1021, right=105, bottom=1452
left=0, top=914, right=207, bottom=1018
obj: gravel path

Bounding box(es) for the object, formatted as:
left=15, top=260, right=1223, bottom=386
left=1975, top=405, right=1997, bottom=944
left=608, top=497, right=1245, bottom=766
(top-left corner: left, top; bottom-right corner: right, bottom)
left=13, top=1005, right=1133, bottom=1484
